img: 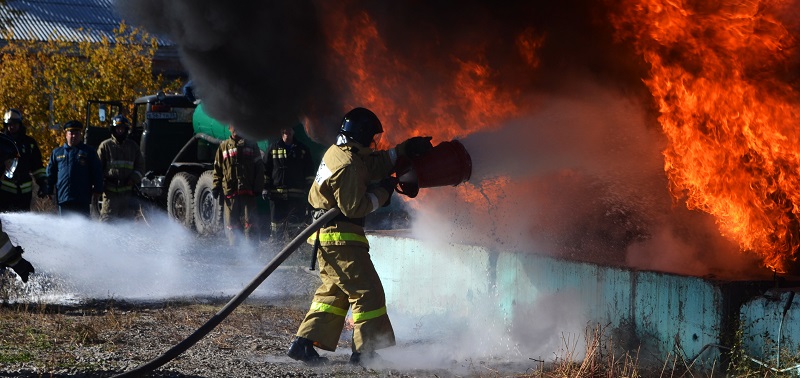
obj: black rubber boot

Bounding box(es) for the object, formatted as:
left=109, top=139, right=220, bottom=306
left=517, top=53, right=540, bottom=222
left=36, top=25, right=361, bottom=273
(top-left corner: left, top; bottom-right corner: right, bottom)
left=287, top=337, right=329, bottom=365
left=349, top=350, right=384, bottom=367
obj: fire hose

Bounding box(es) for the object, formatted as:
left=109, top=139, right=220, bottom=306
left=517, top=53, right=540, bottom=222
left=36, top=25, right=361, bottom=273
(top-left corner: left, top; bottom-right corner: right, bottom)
left=111, top=208, right=341, bottom=378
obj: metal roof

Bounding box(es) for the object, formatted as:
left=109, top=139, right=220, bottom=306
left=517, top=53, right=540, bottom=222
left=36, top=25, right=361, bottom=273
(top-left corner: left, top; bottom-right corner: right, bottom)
left=0, top=0, right=172, bottom=45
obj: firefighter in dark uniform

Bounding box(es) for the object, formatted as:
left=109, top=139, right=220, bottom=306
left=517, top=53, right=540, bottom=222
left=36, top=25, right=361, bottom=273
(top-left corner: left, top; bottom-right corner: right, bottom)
left=45, top=120, right=104, bottom=217
left=287, top=107, right=432, bottom=366
left=97, top=115, right=144, bottom=222
left=0, top=109, right=47, bottom=212
left=212, top=124, right=265, bottom=246
left=263, top=126, right=315, bottom=239
left=0, top=133, right=35, bottom=282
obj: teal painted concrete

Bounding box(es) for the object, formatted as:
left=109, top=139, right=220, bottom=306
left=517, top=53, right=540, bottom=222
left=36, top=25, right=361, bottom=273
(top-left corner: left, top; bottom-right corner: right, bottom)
left=367, top=234, right=798, bottom=369
left=740, top=290, right=800, bottom=367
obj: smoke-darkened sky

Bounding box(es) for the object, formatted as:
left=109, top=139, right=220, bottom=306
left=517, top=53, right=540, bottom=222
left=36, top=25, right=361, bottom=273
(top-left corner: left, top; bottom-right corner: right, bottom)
left=114, top=0, right=647, bottom=143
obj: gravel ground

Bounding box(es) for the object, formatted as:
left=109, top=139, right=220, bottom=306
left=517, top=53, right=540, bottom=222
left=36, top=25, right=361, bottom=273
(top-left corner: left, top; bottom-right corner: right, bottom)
left=0, top=266, right=538, bottom=378
left=0, top=298, right=505, bottom=378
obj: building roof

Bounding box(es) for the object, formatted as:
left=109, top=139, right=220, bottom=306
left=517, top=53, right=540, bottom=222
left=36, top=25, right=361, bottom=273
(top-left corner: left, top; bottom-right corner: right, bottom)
left=0, top=0, right=172, bottom=45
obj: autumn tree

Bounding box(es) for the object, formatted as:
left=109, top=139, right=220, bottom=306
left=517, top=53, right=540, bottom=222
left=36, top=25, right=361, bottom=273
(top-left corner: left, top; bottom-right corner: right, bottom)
left=0, top=22, right=181, bottom=159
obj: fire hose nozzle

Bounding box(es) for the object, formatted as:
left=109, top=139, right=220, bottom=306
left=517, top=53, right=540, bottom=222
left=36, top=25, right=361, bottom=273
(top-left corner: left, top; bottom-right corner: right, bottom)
left=394, top=139, right=472, bottom=198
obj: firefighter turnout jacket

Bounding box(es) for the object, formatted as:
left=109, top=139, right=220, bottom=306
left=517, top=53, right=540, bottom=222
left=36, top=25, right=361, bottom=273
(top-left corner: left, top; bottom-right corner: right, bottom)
left=0, top=130, right=45, bottom=196
left=296, top=140, right=397, bottom=353
left=97, top=135, right=144, bottom=193
left=212, top=137, right=265, bottom=197
left=264, top=139, right=315, bottom=199
left=0, top=221, right=18, bottom=266
left=307, top=141, right=394, bottom=247
left=46, top=143, right=103, bottom=205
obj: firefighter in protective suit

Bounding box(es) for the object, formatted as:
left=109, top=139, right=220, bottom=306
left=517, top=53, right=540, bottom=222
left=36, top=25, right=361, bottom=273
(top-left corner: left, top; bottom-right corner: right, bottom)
left=0, top=134, right=35, bottom=282
left=0, top=109, right=47, bottom=212
left=287, top=107, right=432, bottom=366
left=212, top=124, right=265, bottom=246
left=97, top=115, right=144, bottom=222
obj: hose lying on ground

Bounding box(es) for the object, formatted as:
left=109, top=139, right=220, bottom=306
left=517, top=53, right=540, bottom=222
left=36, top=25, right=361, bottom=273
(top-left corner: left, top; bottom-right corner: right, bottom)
left=112, top=208, right=341, bottom=378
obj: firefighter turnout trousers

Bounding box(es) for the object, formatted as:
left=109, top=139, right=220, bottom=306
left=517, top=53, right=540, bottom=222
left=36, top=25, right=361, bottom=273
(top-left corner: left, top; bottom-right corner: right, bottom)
left=223, top=194, right=258, bottom=246
left=296, top=244, right=396, bottom=352
left=269, top=195, right=308, bottom=238
left=99, top=190, right=135, bottom=222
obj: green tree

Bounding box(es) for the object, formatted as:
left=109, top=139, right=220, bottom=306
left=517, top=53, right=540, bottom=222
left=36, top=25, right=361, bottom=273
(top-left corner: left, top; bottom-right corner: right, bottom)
left=0, top=22, right=181, bottom=160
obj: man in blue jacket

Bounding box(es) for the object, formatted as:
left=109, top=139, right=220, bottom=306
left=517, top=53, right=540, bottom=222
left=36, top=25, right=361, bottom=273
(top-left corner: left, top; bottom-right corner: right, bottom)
left=45, top=120, right=103, bottom=217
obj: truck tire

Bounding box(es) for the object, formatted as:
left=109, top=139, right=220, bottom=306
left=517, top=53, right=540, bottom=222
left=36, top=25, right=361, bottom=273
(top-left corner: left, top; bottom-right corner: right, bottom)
left=167, top=172, right=197, bottom=228
left=193, top=170, right=222, bottom=236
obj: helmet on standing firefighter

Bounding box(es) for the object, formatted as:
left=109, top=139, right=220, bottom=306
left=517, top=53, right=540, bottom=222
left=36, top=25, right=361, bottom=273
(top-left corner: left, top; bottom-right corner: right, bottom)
left=3, top=108, right=23, bottom=134
left=338, top=107, right=383, bottom=147
left=0, top=133, right=19, bottom=179
left=110, top=115, right=131, bottom=140
left=3, top=109, right=22, bottom=126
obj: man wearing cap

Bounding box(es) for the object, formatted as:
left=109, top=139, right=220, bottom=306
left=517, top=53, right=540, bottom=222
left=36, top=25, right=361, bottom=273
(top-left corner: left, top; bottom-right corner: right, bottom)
left=0, top=108, right=47, bottom=212
left=45, top=120, right=103, bottom=217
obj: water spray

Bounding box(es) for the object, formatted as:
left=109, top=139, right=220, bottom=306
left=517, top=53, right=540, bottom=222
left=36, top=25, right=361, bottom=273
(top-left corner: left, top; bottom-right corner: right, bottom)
left=111, top=208, right=341, bottom=377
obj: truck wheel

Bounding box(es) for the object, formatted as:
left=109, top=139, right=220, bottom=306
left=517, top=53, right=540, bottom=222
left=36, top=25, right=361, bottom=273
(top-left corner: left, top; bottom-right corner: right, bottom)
left=193, top=171, right=222, bottom=236
left=167, top=172, right=197, bottom=228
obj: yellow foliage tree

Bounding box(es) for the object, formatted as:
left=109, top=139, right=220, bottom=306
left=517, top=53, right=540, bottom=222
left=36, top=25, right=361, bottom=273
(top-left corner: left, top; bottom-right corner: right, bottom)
left=0, top=22, right=182, bottom=160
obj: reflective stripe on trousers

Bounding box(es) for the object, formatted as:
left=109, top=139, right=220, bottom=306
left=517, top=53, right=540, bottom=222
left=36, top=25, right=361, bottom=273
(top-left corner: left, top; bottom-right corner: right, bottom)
left=295, top=244, right=395, bottom=352
left=307, top=231, right=368, bottom=245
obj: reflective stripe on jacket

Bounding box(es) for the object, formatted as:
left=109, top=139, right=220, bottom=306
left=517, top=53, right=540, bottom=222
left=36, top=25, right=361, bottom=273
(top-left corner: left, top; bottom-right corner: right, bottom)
left=264, top=139, right=315, bottom=194
left=2, top=132, right=45, bottom=192
left=307, top=141, right=394, bottom=247
left=0, top=221, right=16, bottom=265
left=212, top=137, right=265, bottom=197
left=97, top=136, right=144, bottom=194
left=0, top=179, right=32, bottom=194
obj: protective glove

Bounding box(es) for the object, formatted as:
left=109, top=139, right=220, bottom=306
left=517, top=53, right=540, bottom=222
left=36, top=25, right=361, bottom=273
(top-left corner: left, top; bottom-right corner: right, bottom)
left=212, top=187, right=221, bottom=199
left=261, top=189, right=269, bottom=201
left=378, top=177, right=397, bottom=207
left=3, top=246, right=35, bottom=283
left=396, top=136, right=433, bottom=159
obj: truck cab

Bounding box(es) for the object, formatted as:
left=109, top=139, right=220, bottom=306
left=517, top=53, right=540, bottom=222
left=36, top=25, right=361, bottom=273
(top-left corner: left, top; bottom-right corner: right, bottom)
left=131, top=92, right=200, bottom=200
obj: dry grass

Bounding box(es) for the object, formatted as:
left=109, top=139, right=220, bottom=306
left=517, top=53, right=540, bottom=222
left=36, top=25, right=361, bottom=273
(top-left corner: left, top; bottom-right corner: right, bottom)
left=515, top=324, right=645, bottom=378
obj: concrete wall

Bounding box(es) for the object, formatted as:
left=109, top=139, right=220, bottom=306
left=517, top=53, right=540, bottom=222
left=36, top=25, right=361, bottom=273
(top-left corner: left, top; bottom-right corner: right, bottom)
left=368, top=234, right=799, bottom=370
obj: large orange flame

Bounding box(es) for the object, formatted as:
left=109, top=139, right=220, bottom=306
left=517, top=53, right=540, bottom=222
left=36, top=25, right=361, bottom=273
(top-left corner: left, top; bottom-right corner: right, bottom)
left=320, top=1, right=800, bottom=274
left=609, top=0, right=800, bottom=272
left=322, top=6, right=527, bottom=147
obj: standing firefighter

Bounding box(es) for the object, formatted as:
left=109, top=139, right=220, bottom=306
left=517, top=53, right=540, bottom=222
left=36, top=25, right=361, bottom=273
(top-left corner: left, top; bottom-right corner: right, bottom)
left=287, top=107, right=432, bottom=366
left=263, top=126, right=315, bottom=239
left=0, top=109, right=47, bottom=212
left=45, top=120, right=104, bottom=217
left=0, top=134, right=35, bottom=282
left=212, top=125, right=265, bottom=246
left=97, top=115, right=144, bottom=222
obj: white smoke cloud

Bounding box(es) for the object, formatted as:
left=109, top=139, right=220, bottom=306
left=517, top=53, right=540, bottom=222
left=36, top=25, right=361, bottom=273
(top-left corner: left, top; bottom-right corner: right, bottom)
left=0, top=212, right=311, bottom=302
left=411, top=81, right=765, bottom=279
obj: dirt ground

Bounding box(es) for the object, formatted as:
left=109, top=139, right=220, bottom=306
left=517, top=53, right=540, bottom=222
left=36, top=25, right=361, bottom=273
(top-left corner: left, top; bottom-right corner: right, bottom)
left=0, top=280, right=542, bottom=378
